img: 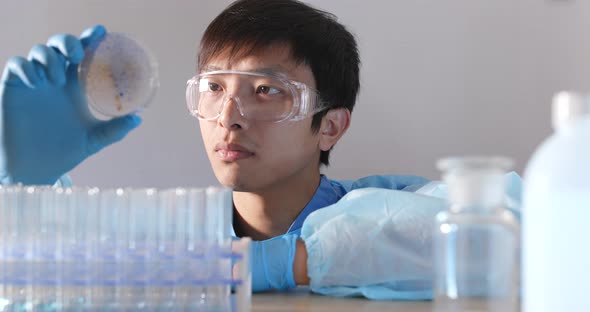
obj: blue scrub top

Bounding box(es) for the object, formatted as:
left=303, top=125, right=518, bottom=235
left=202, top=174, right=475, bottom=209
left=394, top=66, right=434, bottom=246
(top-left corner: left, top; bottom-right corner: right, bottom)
left=232, top=174, right=429, bottom=238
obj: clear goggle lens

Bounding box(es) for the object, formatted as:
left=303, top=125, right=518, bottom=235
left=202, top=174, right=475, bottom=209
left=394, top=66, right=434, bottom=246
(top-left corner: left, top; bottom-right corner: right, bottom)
left=186, top=70, right=325, bottom=122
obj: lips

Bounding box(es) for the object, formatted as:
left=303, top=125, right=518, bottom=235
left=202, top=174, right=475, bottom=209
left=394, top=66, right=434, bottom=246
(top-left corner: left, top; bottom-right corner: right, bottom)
left=214, top=142, right=254, bottom=162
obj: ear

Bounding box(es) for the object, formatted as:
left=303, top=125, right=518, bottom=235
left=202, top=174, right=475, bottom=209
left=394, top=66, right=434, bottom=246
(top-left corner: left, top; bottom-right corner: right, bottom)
left=318, top=108, right=351, bottom=151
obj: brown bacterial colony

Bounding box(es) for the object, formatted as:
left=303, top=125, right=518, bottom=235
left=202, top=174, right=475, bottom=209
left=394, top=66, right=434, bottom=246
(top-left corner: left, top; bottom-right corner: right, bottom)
left=84, top=62, right=123, bottom=113
left=85, top=54, right=146, bottom=114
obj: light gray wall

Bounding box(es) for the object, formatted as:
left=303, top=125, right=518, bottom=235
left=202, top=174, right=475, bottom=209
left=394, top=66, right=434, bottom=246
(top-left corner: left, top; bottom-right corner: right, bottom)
left=1, top=0, right=589, bottom=188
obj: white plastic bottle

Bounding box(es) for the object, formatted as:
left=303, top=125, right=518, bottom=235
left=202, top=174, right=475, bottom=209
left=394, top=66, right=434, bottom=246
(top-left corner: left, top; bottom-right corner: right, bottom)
left=523, top=92, right=590, bottom=312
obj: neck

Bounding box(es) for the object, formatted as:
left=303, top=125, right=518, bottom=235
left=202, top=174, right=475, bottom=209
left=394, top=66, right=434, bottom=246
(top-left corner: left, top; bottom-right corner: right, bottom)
left=233, top=170, right=321, bottom=241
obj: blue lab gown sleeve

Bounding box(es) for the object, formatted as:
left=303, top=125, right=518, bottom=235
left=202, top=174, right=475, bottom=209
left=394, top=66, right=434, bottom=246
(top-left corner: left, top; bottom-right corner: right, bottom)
left=247, top=174, right=431, bottom=293
left=337, top=175, right=430, bottom=193
left=298, top=172, right=522, bottom=300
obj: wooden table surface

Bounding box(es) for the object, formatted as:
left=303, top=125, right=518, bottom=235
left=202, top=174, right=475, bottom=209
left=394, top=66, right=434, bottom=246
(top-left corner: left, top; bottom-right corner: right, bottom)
left=251, top=288, right=434, bottom=312
left=250, top=288, right=520, bottom=312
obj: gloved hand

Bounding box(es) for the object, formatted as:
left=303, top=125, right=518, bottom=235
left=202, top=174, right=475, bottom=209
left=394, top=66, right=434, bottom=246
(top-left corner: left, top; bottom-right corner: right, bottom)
left=251, top=233, right=298, bottom=292
left=0, top=25, right=142, bottom=185
left=300, top=188, right=447, bottom=300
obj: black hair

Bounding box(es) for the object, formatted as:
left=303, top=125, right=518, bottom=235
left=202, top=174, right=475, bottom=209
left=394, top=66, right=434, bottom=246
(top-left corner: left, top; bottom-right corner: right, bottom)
left=199, top=0, right=360, bottom=166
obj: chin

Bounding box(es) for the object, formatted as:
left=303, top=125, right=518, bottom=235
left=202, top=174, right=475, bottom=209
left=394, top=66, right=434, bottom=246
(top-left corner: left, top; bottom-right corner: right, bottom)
left=218, top=173, right=269, bottom=193
left=214, top=170, right=248, bottom=191
left=219, top=180, right=250, bottom=192
left=212, top=164, right=271, bottom=192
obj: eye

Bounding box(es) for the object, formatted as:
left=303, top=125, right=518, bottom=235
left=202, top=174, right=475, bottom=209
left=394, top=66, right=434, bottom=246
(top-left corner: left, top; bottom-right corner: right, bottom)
left=208, top=82, right=222, bottom=92
left=198, top=78, right=223, bottom=93
left=256, top=85, right=281, bottom=95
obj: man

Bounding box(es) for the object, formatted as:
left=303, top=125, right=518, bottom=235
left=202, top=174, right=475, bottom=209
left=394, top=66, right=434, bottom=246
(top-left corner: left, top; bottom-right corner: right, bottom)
left=195, top=0, right=359, bottom=241
left=193, top=0, right=428, bottom=290
left=1, top=0, right=455, bottom=298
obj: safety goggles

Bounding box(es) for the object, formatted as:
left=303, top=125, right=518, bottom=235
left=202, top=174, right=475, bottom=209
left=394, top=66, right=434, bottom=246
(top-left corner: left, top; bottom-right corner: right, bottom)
left=186, top=70, right=328, bottom=123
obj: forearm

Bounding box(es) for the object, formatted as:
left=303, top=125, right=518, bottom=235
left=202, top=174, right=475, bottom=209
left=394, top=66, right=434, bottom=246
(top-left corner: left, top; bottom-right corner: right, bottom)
left=293, top=238, right=310, bottom=285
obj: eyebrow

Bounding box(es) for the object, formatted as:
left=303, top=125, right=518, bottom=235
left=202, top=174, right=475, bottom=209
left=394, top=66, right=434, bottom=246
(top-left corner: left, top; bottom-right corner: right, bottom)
left=252, top=66, right=292, bottom=77
left=200, top=65, right=223, bottom=72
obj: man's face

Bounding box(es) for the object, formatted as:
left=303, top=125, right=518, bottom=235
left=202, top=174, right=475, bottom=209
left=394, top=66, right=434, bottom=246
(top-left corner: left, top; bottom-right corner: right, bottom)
left=199, top=44, right=322, bottom=192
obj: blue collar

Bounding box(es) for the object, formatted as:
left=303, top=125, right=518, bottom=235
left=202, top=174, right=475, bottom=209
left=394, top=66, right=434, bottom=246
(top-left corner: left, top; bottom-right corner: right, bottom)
left=285, top=175, right=347, bottom=235
left=232, top=175, right=347, bottom=238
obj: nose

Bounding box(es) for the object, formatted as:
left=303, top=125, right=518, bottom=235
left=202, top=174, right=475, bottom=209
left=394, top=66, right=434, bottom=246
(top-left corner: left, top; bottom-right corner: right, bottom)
left=218, top=95, right=249, bottom=130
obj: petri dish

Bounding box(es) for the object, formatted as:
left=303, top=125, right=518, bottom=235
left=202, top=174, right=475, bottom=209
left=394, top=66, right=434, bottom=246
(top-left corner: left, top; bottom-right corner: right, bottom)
left=78, top=32, right=159, bottom=117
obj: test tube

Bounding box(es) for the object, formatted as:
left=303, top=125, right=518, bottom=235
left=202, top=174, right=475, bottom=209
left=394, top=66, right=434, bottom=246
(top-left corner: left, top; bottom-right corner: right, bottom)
left=57, top=187, right=96, bottom=310
left=0, top=186, right=6, bottom=309
left=95, top=188, right=128, bottom=310
left=205, top=187, right=232, bottom=244
left=0, top=187, right=13, bottom=309
left=182, top=189, right=207, bottom=309
left=4, top=186, right=29, bottom=310
left=233, top=238, right=252, bottom=312
left=118, top=188, right=158, bottom=310
left=204, top=187, right=233, bottom=310
left=8, top=186, right=37, bottom=309
left=82, top=187, right=101, bottom=310
left=152, top=188, right=187, bottom=309
left=34, top=187, right=62, bottom=311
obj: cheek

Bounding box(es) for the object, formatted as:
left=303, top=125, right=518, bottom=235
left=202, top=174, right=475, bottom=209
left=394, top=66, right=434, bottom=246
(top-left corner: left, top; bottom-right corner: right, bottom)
left=199, top=121, right=214, bottom=146
left=262, top=124, right=319, bottom=164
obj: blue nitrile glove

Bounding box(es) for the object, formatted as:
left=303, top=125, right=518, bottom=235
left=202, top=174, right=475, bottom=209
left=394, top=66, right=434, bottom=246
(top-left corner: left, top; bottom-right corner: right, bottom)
left=300, top=188, right=447, bottom=300
left=251, top=234, right=298, bottom=292
left=0, top=25, right=142, bottom=185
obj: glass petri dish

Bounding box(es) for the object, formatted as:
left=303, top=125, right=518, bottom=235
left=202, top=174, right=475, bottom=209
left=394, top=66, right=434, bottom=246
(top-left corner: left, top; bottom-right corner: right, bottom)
left=78, top=32, right=159, bottom=117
